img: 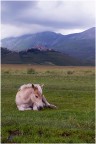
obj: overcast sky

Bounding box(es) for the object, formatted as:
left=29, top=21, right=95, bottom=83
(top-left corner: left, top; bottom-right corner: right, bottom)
left=1, top=0, right=95, bottom=39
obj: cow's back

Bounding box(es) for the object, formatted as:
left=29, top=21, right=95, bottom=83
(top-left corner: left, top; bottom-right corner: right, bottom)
left=15, top=88, right=34, bottom=105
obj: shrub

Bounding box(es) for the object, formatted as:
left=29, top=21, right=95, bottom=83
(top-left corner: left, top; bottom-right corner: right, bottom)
left=67, top=71, right=74, bottom=75
left=27, top=68, right=36, bottom=74
left=46, top=70, right=51, bottom=73
left=3, top=70, right=10, bottom=74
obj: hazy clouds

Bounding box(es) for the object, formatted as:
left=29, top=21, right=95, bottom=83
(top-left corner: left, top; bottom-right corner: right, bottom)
left=1, top=0, right=95, bottom=38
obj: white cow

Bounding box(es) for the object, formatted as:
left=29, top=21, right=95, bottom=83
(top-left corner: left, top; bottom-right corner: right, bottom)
left=15, top=83, right=56, bottom=111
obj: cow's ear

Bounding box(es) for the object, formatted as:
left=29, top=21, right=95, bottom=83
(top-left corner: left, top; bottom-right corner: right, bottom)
left=32, top=84, right=38, bottom=91
left=32, top=84, right=35, bottom=89
left=41, top=84, right=44, bottom=88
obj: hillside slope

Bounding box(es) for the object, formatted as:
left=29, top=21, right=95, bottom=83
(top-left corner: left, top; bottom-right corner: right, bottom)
left=1, top=47, right=85, bottom=66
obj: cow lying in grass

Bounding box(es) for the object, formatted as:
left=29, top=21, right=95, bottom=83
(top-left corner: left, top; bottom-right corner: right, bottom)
left=15, top=83, right=56, bottom=111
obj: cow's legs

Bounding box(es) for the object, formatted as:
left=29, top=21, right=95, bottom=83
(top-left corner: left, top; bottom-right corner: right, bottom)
left=42, top=95, right=57, bottom=109
left=33, top=104, right=39, bottom=111
left=17, top=104, right=32, bottom=111
left=42, top=95, right=50, bottom=106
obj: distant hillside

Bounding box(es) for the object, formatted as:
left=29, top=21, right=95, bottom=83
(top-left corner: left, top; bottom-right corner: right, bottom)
left=53, top=27, right=95, bottom=62
left=1, top=27, right=95, bottom=65
left=1, top=47, right=86, bottom=66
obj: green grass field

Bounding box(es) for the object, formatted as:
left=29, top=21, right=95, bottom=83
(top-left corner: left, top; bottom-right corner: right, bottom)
left=1, top=65, right=95, bottom=143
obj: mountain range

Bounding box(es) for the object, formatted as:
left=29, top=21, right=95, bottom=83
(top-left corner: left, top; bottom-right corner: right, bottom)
left=1, top=27, right=95, bottom=66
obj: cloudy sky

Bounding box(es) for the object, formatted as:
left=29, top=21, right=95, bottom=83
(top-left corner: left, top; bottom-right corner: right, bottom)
left=1, top=0, right=95, bottom=39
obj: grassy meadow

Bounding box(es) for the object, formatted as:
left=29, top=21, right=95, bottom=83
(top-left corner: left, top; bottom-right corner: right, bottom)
left=1, top=64, right=95, bottom=143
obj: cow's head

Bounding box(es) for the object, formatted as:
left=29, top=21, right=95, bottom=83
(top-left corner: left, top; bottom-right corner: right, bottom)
left=31, top=84, right=44, bottom=110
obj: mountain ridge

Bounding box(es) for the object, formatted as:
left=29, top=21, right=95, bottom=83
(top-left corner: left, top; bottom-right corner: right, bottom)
left=1, top=27, right=95, bottom=51
left=2, top=27, right=95, bottom=40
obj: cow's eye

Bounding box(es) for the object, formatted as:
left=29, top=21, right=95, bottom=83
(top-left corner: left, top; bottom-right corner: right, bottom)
left=35, top=95, right=38, bottom=98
